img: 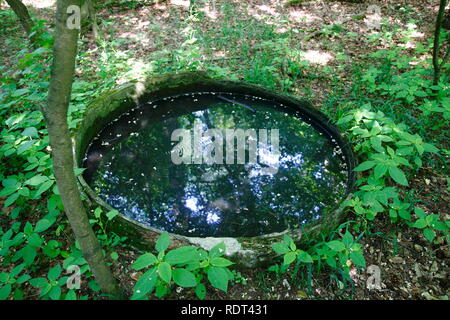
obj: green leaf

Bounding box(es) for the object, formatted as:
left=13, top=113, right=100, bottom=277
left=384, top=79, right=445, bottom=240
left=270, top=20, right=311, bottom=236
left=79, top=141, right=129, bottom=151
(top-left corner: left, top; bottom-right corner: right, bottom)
left=48, top=285, right=61, bottom=300
left=374, top=164, right=388, bottom=179
left=24, top=175, right=48, bottom=186
left=172, top=269, right=197, bottom=288
left=388, top=166, right=408, bottom=186
left=0, top=284, right=12, bottom=300
left=21, top=245, right=36, bottom=266
left=12, top=88, right=29, bottom=97
left=106, top=210, right=119, bottom=221
left=4, top=192, right=19, bottom=207
left=207, top=266, right=229, bottom=292
left=354, top=161, right=376, bottom=172
left=398, top=210, right=411, bottom=221
left=34, top=180, right=54, bottom=197
left=413, top=219, right=427, bottom=229
left=422, top=143, right=439, bottom=153
left=370, top=136, right=384, bottom=152
left=209, top=242, right=226, bottom=258
left=155, top=232, right=171, bottom=253
left=210, top=257, right=234, bottom=267
left=283, top=252, right=297, bottom=265
left=131, top=268, right=157, bottom=299
left=297, top=251, right=313, bottom=263
left=423, top=228, right=435, bottom=243
left=29, top=277, right=48, bottom=288
left=132, top=253, right=157, bottom=270
left=65, top=290, right=77, bottom=300
left=195, top=283, right=206, bottom=300
left=16, top=274, right=31, bottom=284
left=326, top=240, right=345, bottom=252
left=0, top=273, right=9, bottom=283
left=157, top=262, right=172, bottom=284
left=342, top=231, right=354, bottom=248
left=271, top=242, right=290, bottom=255
left=34, top=218, right=54, bottom=233
left=350, top=250, right=366, bottom=268
left=164, top=246, right=198, bottom=265
left=22, top=127, right=39, bottom=138
left=48, top=265, right=62, bottom=281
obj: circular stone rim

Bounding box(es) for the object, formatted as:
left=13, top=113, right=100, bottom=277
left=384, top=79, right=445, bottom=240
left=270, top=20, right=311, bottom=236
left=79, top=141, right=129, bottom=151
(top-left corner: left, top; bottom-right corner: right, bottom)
left=73, top=71, right=356, bottom=267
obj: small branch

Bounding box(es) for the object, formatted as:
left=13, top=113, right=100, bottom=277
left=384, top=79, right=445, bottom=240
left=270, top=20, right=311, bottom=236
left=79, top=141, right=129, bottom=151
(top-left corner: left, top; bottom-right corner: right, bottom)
left=432, top=0, right=448, bottom=85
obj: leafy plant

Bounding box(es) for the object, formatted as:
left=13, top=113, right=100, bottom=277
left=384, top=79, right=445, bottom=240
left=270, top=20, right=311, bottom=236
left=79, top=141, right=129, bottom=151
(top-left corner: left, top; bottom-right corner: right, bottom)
left=131, top=232, right=236, bottom=300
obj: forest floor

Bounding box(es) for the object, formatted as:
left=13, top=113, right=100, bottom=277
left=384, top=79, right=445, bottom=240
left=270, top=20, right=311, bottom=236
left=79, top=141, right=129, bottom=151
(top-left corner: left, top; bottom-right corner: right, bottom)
left=1, top=0, right=449, bottom=300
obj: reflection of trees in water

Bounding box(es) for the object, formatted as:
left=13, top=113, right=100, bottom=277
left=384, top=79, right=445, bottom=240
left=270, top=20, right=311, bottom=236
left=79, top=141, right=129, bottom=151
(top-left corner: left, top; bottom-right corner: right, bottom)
left=87, top=93, right=347, bottom=237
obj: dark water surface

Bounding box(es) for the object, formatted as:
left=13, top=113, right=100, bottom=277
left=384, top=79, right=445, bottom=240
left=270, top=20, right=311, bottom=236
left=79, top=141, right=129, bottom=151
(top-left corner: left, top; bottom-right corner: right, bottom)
left=83, top=92, right=348, bottom=237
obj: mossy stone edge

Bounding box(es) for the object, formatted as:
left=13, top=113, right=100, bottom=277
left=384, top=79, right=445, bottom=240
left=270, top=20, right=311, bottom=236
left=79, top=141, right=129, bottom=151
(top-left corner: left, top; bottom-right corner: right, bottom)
left=73, top=71, right=356, bottom=268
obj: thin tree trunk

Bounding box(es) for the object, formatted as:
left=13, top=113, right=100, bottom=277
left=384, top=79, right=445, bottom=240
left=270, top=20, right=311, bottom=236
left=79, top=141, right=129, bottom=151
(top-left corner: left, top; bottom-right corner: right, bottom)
left=5, top=0, right=34, bottom=35
left=43, top=0, right=122, bottom=298
left=433, top=0, right=448, bottom=85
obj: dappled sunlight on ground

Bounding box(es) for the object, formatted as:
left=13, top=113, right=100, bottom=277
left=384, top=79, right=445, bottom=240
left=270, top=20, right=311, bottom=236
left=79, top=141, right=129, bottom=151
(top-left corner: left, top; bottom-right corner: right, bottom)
left=198, top=5, right=219, bottom=21
left=170, top=0, right=190, bottom=9
left=23, top=0, right=55, bottom=9
left=301, top=50, right=334, bottom=65
left=289, top=9, right=322, bottom=24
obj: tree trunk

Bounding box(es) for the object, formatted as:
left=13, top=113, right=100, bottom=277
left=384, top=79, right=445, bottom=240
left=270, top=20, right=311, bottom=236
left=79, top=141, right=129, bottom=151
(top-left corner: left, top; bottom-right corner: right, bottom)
left=5, top=0, right=34, bottom=35
left=43, top=0, right=122, bottom=299
left=433, top=0, right=448, bottom=85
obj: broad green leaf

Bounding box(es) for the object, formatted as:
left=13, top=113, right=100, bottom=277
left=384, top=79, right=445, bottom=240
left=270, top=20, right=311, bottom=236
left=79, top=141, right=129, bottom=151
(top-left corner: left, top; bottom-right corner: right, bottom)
left=354, top=161, right=376, bottom=172
left=271, top=242, right=290, bottom=255
left=195, top=283, right=206, bottom=300
left=157, top=262, right=172, bottom=284
left=209, top=242, right=226, bottom=259
left=0, top=284, right=12, bottom=300
left=388, top=166, right=408, bottom=186
left=172, top=269, right=197, bottom=288
left=65, top=290, right=77, bottom=300
left=422, top=143, right=439, bottom=153
left=24, top=175, right=48, bottom=186
left=297, top=251, right=313, bottom=263
left=374, top=164, right=388, bottom=179
left=29, top=277, right=48, bottom=288
left=106, top=210, right=119, bottom=221
left=22, top=127, right=38, bottom=138
left=132, top=253, right=157, bottom=270
left=326, top=240, right=345, bottom=252
left=34, top=218, right=54, bottom=233
left=350, top=250, right=366, bottom=268
left=48, top=265, right=62, bottom=281
left=423, top=228, right=435, bottom=243
left=21, top=245, right=36, bottom=266
left=398, top=210, right=411, bottom=221
left=34, top=180, right=54, bottom=197
left=4, top=192, right=19, bottom=207
left=155, top=232, right=171, bottom=253
left=283, top=252, right=297, bottom=265
left=207, top=266, right=229, bottom=292
left=210, top=257, right=234, bottom=267
left=164, top=246, right=198, bottom=265
left=48, top=285, right=61, bottom=300
left=413, top=219, right=427, bottom=229
left=131, top=268, right=157, bottom=299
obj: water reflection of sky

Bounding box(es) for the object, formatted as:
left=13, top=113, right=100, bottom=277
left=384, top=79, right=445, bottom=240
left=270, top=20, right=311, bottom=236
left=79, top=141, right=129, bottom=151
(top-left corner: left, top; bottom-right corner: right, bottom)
left=84, top=92, right=349, bottom=237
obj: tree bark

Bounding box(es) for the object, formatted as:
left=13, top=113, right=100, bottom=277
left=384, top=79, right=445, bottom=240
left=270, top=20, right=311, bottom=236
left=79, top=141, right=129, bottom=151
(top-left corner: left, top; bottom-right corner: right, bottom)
left=43, top=0, right=122, bottom=299
left=433, top=0, right=448, bottom=85
left=5, top=0, right=34, bottom=35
